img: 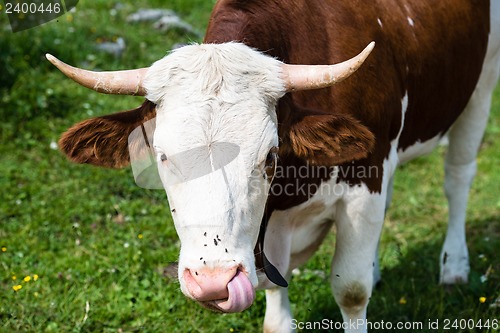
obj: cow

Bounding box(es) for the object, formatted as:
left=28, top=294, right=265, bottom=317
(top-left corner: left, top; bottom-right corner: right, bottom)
left=46, top=0, right=500, bottom=332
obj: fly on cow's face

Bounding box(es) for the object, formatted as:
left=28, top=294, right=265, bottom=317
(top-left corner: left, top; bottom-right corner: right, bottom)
left=160, top=153, right=167, bottom=162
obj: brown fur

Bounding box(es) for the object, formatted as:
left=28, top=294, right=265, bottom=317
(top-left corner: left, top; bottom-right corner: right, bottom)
left=204, top=0, right=489, bottom=199
left=59, top=100, right=156, bottom=168
left=59, top=0, right=489, bottom=202
left=338, top=281, right=368, bottom=312
left=278, top=99, right=375, bottom=166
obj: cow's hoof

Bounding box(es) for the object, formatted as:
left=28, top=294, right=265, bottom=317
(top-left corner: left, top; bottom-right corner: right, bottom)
left=439, top=251, right=469, bottom=285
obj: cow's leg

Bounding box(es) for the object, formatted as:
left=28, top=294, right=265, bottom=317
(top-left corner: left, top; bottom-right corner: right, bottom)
left=385, top=175, right=395, bottom=212
left=440, top=38, right=500, bottom=284
left=264, top=287, right=293, bottom=333
left=330, top=187, right=386, bottom=333
left=373, top=175, right=394, bottom=287
left=372, top=239, right=382, bottom=288
left=262, top=212, right=293, bottom=333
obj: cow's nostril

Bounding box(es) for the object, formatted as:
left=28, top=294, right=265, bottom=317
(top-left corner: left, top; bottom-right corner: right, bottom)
left=181, top=265, right=256, bottom=312
left=183, top=266, right=238, bottom=302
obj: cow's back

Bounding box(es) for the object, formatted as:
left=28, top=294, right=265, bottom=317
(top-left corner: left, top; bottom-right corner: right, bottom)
left=205, top=0, right=490, bottom=195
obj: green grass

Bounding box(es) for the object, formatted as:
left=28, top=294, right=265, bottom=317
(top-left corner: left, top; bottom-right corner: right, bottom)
left=0, top=1, right=498, bottom=332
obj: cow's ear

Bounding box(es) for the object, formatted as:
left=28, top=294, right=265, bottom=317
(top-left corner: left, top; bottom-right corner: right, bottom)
left=59, top=100, right=156, bottom=168
left=279, top=106, right=375, bottom=166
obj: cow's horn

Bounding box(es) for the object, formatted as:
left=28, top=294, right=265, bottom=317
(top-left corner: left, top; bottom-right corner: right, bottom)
left=45, top=54, right=148, bottom=96
left=282, top=41, right=375, bottom=92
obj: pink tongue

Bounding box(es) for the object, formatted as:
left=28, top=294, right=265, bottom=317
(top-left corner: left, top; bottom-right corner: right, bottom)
left=213, top=270, right=255, bottom=313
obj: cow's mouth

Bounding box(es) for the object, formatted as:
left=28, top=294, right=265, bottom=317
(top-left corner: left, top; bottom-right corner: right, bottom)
left=199, top=270, right=255, bottom=313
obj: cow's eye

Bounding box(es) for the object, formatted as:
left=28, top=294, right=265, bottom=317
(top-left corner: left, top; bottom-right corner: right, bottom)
left=265, top=152, right=274, bottom=167
left=265, top=147, right=278, bottom=166
left=264, top=147, right=278, bottom=181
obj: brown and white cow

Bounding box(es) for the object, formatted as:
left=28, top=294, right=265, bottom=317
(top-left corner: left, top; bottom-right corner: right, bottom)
left=47, top=0, right=500, bottom=332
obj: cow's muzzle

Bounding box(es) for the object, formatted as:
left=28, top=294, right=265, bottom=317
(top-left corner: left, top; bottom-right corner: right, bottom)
left=183, top=266, right=255, bottom=313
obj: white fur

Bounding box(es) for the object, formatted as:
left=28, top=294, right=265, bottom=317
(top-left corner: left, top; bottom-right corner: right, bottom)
left=264, top=288, right=293, bottom=333
left=144, top=43, right=286, bottom=289
left=397, top=135, right=442, bottom=165
left=261, top=178, right=389, bottom=333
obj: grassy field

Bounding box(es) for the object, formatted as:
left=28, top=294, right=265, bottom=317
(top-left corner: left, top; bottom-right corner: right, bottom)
left=0, top=1, right=498, bottom=332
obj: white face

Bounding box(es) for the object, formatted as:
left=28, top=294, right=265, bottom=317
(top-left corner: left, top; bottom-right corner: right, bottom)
left=144, top=43, right=285, bottom=312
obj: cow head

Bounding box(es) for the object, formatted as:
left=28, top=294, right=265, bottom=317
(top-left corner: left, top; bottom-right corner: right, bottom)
left=47, top=42, right=374, bottom=312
